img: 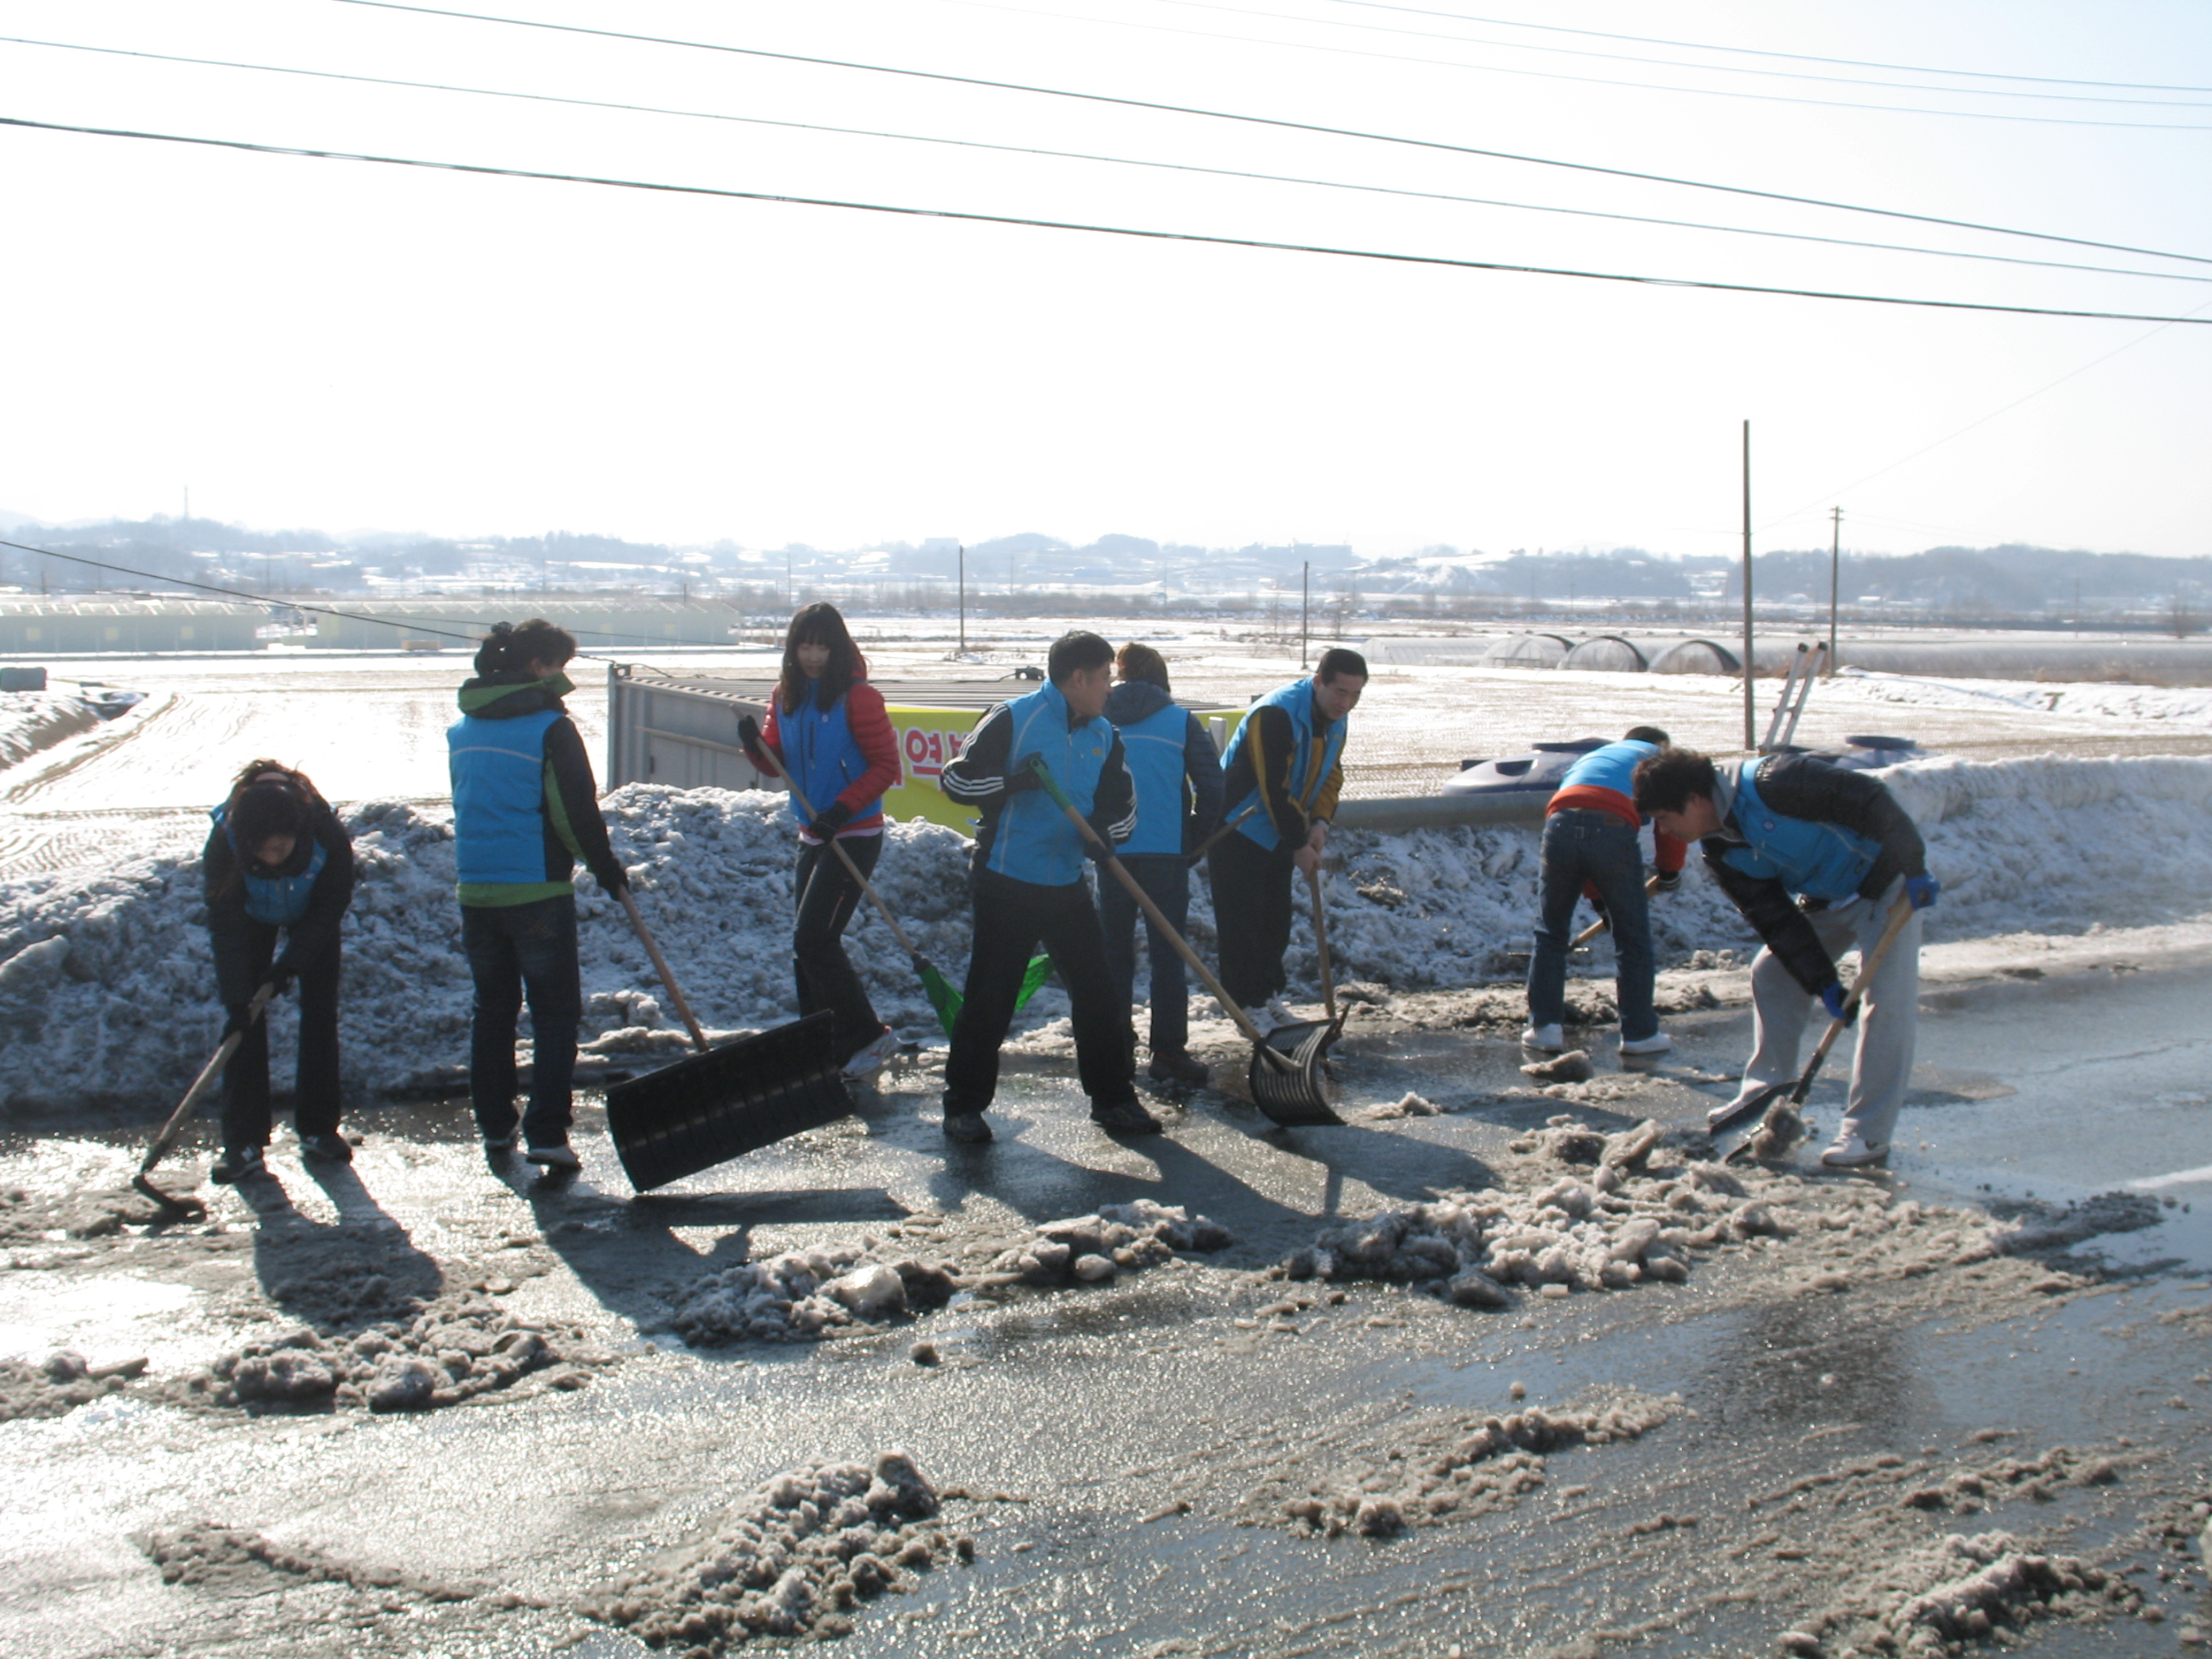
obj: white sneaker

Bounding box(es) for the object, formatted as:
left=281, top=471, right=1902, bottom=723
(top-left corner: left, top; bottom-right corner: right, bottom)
left=1619, top=1033, right=1673, bottom=1056
left=1819, top=1132, right=1889, bottom=1169
left=842, top=1029, right=900, bottom=1080
left=1520, top=1023, right=1566, bottom=1052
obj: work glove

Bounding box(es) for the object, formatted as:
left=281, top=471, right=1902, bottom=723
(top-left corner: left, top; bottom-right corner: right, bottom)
left=999, top=767, right=1043, bottom=795
left=222, top=1002, right=261, bottom=1041
left=1905, top=874, right=1941, bottom=911
left=264, top=963, right=295, bottom=999
left=592, top=863, right=631, bottom=896
left=1083, top=819, right=1120, bottom=864
left=806, top=801, right=854, bottom=841
left=736, top=713, right=762, bottom=750
left=1819, top=983, right=1857, bottom=1025
left=1653, top=869, right=1682, bottom=894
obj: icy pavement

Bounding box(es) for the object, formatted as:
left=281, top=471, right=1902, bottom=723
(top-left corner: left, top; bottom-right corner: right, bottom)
left=3, top=934, right=2211, bottom=1656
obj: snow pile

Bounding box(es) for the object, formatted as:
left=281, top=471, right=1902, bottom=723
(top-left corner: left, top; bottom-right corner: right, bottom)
left=1793, top=1530, right=2139, bottom=1656
left=584, top=1450, right=966, bottom=1652
left=1901, top=1445, right=2119, bottom=1515
left=143, top=1522, right=478, bottom=1603
left=1271, top=1389, right=1679, bottom=1538
left=0, top=690, right=98, bottom=770
left=669, top=1249, right=960, bottom=1348
left=669, top=1202, right=1230, bottom=1346
left=0, top=1350, right=148, bottom=1422
left=169, top=1289, right=607, bottom=1413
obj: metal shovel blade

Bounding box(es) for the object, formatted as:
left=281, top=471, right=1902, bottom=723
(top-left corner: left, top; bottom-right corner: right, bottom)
left=1705, top=1080, right=1793, bottom=1166
left=607, top=1010, right=850, bottom=1191
left=1247, top=1018, right=1343, bottom=1126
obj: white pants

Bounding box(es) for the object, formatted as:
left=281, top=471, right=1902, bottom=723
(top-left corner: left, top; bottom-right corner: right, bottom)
left=1728, top=880, right=1921, bottom=1147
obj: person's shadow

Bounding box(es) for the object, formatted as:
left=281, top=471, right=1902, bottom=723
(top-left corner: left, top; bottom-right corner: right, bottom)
left=247, top=1165, right=445, bottom=1334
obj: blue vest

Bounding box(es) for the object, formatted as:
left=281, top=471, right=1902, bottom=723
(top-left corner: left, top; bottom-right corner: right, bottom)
left=983, top=682, right=1114, bottom=886
left=1719, top=759, right=1882, bottom=903
left=782, top=685, right=882, bottom=828
left=211, top=804, right=328, bottom=926
left=1555, top=739, right=1660, bottom=801
left=1221, top=678, right=1347, bottom=852
left=448, top=707, right=562, bottom=885
left=1117, top=701, right=1191, bottom=857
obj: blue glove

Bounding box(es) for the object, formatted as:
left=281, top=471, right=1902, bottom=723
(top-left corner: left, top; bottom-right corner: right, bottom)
left=1905, top=874, right=1941, bottom=910
left=1819, top=983, right=1857, bottom=1025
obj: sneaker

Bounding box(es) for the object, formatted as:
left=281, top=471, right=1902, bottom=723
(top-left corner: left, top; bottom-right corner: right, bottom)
left=1520, top=1023, right=1566, bottom=1053
left=1820, top=1132, right=1890, bottom=1170
left=1091, top=1100, right=1164, bottom=1134
left=1619, top=1033, right=1673, bottom=1057
left=524, top=1142, right=582, bottom=1172
left=299, top=1132, right=353, bottom=1165
left=942, top=1112, right=994, bottom=1144
left=841, top=1028, right=900, bottom=1080
left=210, top=1146, right=265, bottom=1185
left=482, top=1134, right=517, bottom=1159
left=1147, top=1050, right=1211, bottom=1086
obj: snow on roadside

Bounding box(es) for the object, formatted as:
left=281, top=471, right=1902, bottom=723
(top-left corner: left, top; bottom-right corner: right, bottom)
left=2, top=755, right=2209, bottom=1111
left=0, top=691, right=98, bottom=770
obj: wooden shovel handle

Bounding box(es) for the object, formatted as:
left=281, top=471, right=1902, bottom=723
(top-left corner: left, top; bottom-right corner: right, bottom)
left=1800, top=892, right=1917, bottom=1081
left=1569, top=873, right=1666, bottom=949
left=1305, top=865, right=1338, bottom=1025
left=748, top=730, right=923, bottom=960
left=142, top=981, right=277, bottom=1173
left=620, top=889, right=710, bottom=1053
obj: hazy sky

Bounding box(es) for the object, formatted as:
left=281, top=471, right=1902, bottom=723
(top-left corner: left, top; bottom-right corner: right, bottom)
left=4, top=0, right=2209, bottom=559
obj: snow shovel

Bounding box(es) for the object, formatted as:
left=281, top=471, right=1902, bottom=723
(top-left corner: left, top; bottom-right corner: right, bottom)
left=745, top=735, right=1050, bottom=1037
left=132, top=981, right=279, bottom=1217
left=603, top=889, right=850, bottom=1192
left=1707, top=894, right=1917, bottom=1166
left=1027, top=757, right=1339, bottom=1126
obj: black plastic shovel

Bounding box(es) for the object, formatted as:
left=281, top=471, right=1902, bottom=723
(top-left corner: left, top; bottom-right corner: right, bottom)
left=602, top=890, right=850, bottom=1191
left=1029, top=758, right=1339, bottom=1126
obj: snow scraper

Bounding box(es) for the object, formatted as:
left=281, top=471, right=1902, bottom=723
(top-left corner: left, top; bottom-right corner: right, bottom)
left=1029, top=757, right=1340, bottom=1126
left=133, top=981, right=279, bottom=1217
left=746, top=732, right=1049, bottom=1037
left=603, top=890, right=850, bottom=1191
left=1706, top=894, right=1917, bottom=1166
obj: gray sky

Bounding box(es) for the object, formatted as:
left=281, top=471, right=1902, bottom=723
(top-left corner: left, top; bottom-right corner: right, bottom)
left=4, top=0, right=2209, bottom=558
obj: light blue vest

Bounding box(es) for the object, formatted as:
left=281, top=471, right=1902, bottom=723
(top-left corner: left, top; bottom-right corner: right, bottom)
left=1719, top=759, right=1882, bottom=903
left=1221, top=678, right=1347, bottom=853
left=210, top=804, right=328, bottom=925
left=1117, top=701, right=1191, bottom=857
left=782, top=685, right=883, bottom=827
left=448, top=707, right=561, bottom=886
left=1556, top=739, right=1660, bottom=800
left=982, top=682, right=1114, bottom=887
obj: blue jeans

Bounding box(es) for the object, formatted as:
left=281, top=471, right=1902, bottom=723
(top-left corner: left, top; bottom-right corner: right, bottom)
left=1097, top=853, right=1191, bottom=1054
left=463, top=894, right=582, bottom=1146
left=1526, top=809, right=1657, bottom=1042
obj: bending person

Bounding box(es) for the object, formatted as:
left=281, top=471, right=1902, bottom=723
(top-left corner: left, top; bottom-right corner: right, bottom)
left=738, top=602, right=902, bottom=1080
left=202, top=760, right=357, bottom=1183
left=936, top=631, right=1150, bottom=1143
left=1209, top=647, right=1365, bottom=1015
left=1523, top=725, right=1685, bottom=1057
left=1633, top=748, right=1939, bottom=1169
left=1099, top=641, right=1222, bottom=1084
left=448, top=619, right=628, bottom=1172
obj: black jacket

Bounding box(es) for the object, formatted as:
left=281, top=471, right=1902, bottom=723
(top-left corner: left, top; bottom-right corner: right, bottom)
left=1700, top=754, right=1927, bottom=996
left=203, top=800, right=357, bottom=1004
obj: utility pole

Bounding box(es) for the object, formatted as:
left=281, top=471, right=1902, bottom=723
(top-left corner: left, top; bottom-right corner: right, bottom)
left=1828, top=505, right=1842, bottom=675
left=958, top=544, right=966, bottom=653
left=2075, top=577, right=2082, bottom=638
left=1301, top=561, right=1310, bottom=666
left=1742, top=420, right=1755, bottom=752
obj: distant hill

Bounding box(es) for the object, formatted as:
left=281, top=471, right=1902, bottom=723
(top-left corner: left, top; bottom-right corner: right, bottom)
left=1729, top=544, right=2212, bottom=610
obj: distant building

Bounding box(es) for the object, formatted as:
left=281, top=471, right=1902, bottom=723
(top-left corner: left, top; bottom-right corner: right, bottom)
left=0, top=600, right=267, bottom=654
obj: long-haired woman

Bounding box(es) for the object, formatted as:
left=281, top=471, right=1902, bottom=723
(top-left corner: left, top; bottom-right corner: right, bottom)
left=739, top=602, right=902, bottom=1079
left=201, top=759, right=357, bottom=1182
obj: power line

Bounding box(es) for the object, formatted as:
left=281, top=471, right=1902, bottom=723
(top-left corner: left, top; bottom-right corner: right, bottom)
left=938, top=0, right=2212, bottom=128
left=1317, top=0, right=2212, bottom=95
left=327, top=0, right=2212, bottom=269
left=12, top=113, right=2211, bottom=325
left=14, top=34, right=2203, bottom=288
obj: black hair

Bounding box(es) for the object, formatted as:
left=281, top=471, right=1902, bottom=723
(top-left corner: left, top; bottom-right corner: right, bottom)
left=1624, top=725, right=1670, bottom=747
left=214, top=760, right=321, bottom=890
left=1316, top=647, right=1369, bottom=684
left=474, top=618, right=579, bottom=678
left=1631, top=748, right=1720, bottom=817
left=777, top=602, right=868, bottom=715
left=1047, top=631, right=1114, bottom=684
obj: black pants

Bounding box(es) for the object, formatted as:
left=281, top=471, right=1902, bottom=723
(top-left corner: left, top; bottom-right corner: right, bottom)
left=463, top=895, right=582, bottom=1147
left=218, top=923, right=342, bottom=1153
left=943, top=866, right=1137, bottom=1118
left=1207, top=832, right=1299, bottom=1009
left=795, top=834, right=885, bottom=1061
left=1097, top=853, right=1192, bottom=1054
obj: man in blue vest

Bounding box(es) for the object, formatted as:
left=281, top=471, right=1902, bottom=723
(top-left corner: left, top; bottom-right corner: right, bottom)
left=938, top=631, right=1150, bottom=1143
left=1209, top=648, right=1366, bottom=1013
left=449, top=619, right=629, bottom=1173
left=1633, top=748, right=1940, bottom=1169
left=1522, top=726, right=1686, bottom=1058
left=1100, top=641, right=1225, bottom=1085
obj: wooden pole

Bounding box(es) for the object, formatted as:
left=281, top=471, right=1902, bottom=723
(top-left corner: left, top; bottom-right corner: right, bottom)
left=1742, top=420, right=1755, bottom=751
